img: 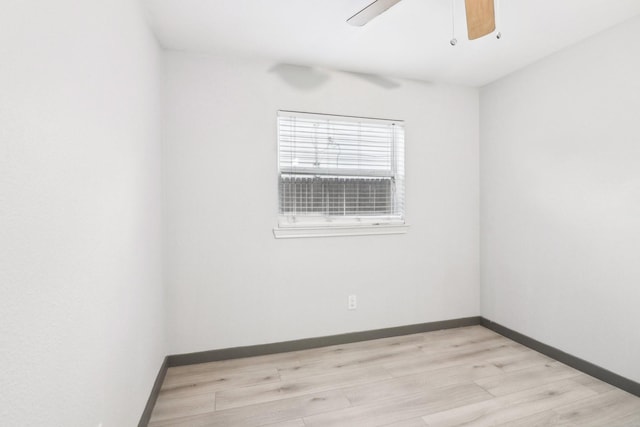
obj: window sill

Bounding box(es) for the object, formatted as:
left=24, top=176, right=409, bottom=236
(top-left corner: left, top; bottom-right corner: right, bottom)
left=273, top=224, right=409, bottom=239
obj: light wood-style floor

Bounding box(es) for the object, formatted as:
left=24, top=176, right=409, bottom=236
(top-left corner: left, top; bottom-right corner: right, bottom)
left=148, top=326, right=640, bottom=426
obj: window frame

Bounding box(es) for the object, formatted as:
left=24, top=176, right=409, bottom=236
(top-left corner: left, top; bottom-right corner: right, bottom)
left=273, top=110, right=408, bottom=239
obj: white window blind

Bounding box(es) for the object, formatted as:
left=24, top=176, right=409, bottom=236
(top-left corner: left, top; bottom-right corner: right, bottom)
left=277, top=111, right=405, bottom=227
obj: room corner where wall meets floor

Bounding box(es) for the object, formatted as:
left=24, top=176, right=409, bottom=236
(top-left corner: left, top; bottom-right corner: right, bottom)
left=480, top=14, right=640, bottom=386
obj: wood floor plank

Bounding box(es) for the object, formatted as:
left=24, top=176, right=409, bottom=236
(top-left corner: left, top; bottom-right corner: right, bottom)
left=381, top=418, right=428, bottom=426
left=422, top=326, right=499, bottom=342
left=607, top=410, right=640, bottom=427
left=166, top=350, right=301, bottom=376
left=418, top=332, right=511, bottom=356
left=148, top=389, right=351, bottom=427
left=292, top=333, right=427, bottom=365
left=384, top=342, right=523, bottom=378
left=149, top=393, right=215, bottom=423
left=303, top=383, right=492, bottom=427
left=571, top=372, right=618, bottom=394
left=215, top=366, right=391, bottom=410
left=487, top=349, right=555, bottom=373
left=493, top=410, right=557, bottom=427
left=160, top=367, right=281, bottom=399
left=343, top=362, right=502, bottom=406
left=421, top=379, right=597, bottom=427
left=278, top=341, right=424, bottom=381
left=473, top=361, right=581, bottom=397
left=263, top=419, right=306, bottom=427
left=552, top=389, right=640, bottom=426
left=277, top=358, right=365, bottom=382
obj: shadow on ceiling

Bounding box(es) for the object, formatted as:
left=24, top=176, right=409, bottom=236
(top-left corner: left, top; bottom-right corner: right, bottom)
left=268, top=63, right=404, bottom=90
left=342, top=71, right=402, bottom=89
left=268, top=64, right=330, bottom=90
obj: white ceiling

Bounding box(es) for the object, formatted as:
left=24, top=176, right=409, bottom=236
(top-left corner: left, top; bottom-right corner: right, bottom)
left=141, top=0, right=640, bottom=87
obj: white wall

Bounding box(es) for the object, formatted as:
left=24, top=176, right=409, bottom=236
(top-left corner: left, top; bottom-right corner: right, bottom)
left=163, top=53, right=480, bottom=354
left=481, top=16, right=640, bottom=382
left=0, top=1, right=164, bottom=425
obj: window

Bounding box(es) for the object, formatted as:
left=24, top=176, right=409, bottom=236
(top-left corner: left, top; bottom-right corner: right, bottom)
left=274, top=111, right=407, bottom=238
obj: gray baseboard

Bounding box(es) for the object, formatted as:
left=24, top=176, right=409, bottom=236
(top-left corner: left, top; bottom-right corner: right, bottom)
left=138, top=356, right=168, bottom=427
left=481, top=317, right=640, bottom=398
left=167, top=316, right=482, bottom=367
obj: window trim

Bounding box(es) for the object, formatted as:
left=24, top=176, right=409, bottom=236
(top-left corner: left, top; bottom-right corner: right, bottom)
left=273, top=223, right=409, bottom=239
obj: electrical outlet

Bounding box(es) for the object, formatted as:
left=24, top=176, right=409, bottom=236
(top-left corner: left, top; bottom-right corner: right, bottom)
left=348, top=295, right=357, bottom=310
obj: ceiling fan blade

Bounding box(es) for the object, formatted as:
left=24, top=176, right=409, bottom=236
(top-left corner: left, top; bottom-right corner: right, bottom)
left=347, top=0, right=403, bottom=26
left=465, top=0, right=496, bottom=40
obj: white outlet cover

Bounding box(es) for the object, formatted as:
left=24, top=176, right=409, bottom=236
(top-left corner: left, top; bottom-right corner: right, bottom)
left=348, top=295, right=357, bottom=309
